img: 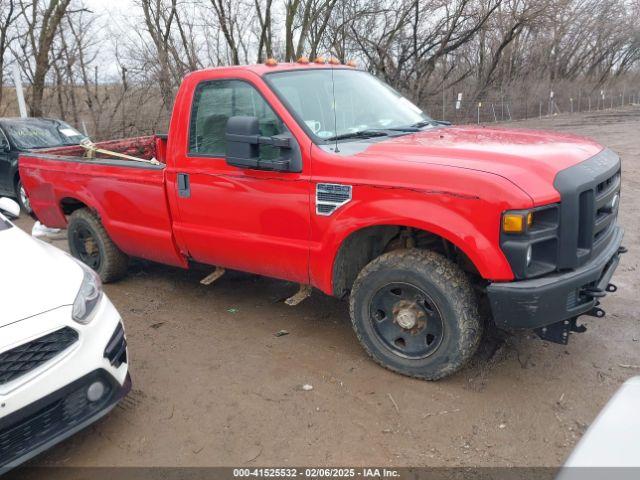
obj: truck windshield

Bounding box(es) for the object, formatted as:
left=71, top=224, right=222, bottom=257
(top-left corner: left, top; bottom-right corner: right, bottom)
left=267, top=68, right=432, bottom=142
left=2, top=120, right=86, bottom=150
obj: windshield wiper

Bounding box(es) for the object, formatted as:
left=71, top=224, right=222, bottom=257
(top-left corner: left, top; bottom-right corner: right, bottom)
left=325, top=130, right=390, bottom=141
left=386, top=126, right=421, bottom=132
left=390, top=119, right=451, bottom=132
left=412, top=120, right=434, bottom=128
left=386, top=120, right=434, bottom=132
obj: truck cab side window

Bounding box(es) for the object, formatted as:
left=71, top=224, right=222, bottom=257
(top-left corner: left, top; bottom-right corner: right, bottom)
left=189, top=80, right=285, bottom=160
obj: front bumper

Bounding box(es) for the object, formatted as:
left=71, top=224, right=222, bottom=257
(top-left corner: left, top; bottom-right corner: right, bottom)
left=0, top=295, right=129, bottom=473
left=0, top=370, right=131, bottom=474
left=487, top=226, right=624, bottom=330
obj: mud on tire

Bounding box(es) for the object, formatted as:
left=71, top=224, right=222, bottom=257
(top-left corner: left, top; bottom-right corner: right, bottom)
left=68, top=208, right=129, bottom=283
left=349, top=249, right=482, bottom=380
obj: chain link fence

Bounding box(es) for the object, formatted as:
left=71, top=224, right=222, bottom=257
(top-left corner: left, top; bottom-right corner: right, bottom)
left=422, top=88, right=640, bottom=125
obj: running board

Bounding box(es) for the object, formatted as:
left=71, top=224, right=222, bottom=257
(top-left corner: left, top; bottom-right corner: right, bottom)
left=200, top=267, right=226, bottom=285
left=285, top=284, right=312, bottom=306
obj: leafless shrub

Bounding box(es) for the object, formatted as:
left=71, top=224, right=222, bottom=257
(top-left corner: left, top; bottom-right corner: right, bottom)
left=1, top=0, right=638, bottom=138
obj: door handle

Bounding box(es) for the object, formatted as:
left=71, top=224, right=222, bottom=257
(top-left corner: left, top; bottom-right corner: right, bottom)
left=177, top=173, right=190, bottom=198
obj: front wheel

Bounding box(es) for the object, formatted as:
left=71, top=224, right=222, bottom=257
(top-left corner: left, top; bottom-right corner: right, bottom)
left=349, top=249, right=482, bottom=380
left=68, top=208, right=129, bottom=283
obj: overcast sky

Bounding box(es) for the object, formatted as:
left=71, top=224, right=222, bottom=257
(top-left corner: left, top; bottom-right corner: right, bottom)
left=78, top=0, right=143, bottom=78
left=84, top=0, right=133, bottom=15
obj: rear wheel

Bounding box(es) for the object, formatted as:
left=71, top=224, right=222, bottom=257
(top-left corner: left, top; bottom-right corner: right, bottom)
left=349, top=249, right=482, bottom=380
left=68, top=208, right=129, bottom=282
left=15, top=178, right=31, bottom=214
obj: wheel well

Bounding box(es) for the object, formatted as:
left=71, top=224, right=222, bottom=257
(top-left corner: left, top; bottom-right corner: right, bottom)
left=331, top=225, right=480, bottom=298
left=60, top=197, right=88, bottom=215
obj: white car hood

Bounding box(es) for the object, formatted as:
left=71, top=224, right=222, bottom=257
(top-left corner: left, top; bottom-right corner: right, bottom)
left=0, top=217, right=82, bottom=326
left=561, top=376, right=640, bottom=470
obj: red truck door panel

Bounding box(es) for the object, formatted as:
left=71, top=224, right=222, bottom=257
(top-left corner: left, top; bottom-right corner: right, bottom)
left=169, top=78, right=311, bottom=283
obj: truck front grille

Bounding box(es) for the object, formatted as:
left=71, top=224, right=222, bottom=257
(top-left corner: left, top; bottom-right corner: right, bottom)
left=0, top=327, right=78, bottom=386
left=554, top=149, right=621, bottom=269
left=593, top=171, right=620, bottom=245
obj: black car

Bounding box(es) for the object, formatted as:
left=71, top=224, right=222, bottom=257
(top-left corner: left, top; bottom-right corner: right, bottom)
left=0, top=117, right=87, bottom=213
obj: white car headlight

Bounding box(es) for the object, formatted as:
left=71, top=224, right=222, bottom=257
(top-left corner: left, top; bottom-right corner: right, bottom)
left=72, top=262, right=103, bottom=324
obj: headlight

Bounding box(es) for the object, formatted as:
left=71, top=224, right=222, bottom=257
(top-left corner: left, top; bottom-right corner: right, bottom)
left=72, top=262, right=103, bottom=324
left=500, top=204, right=560, bottom=279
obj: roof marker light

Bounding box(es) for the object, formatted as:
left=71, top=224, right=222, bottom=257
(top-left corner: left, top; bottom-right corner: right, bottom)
left=265, top=58, right=278, bottom=66
left=297, top=56, right=310, bottom=64
left=314, top=56, right=326, bottom=64
left=328, top=57, right=340, bottom=65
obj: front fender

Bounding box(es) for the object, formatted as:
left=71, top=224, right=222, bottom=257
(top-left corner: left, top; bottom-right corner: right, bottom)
left=309, top=185, right=519, bottom=295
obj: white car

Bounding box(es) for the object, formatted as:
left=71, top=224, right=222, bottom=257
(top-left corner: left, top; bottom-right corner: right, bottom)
left=558, top=376, right=640, bottom=480
left=0, top=198, right=130, bottom=473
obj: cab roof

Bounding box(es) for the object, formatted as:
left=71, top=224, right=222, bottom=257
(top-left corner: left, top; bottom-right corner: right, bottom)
left=186, top=61, right=355, bottom=79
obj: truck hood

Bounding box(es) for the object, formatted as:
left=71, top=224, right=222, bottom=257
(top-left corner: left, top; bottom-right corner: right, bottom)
left=356, top=125, right=604, bottom=204
left=0, top=220, right=82, bottom=326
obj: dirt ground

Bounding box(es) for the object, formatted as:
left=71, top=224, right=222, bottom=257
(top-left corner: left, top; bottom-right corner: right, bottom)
left=8, top=106, right=640, bottom=471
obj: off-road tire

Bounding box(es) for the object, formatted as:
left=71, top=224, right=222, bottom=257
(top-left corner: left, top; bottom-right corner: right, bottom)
left=68, top=208, right=129, bottom=283
left=349, top=249, right=482, bottom=380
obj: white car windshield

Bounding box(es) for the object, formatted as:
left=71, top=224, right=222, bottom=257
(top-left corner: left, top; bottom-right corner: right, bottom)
left=268, top=68, right=432, bottom=142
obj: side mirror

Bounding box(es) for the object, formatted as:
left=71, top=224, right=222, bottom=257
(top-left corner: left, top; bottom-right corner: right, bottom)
left=225, top=116, right=261, bottom=169
left=225, top=116, right=300, bottom=172
left=0, top=197, right=20, bottom=219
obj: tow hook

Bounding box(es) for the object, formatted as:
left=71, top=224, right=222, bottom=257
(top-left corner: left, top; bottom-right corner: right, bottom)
left=585, top=305, right=606, bottom=318
left=581, top=286, right=606, bottom=298
left=580, top=282, right=616, bottom=299
left=583, top=298, right=606, bottom=318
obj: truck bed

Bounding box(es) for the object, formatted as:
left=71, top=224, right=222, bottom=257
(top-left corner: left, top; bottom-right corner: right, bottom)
left=32, top=135, right=167, bottom=163
left=19, top=135, right=186, bottom=268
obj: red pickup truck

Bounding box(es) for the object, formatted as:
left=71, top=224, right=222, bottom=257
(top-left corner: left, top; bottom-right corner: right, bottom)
left=20, top=61, right=625, bottom=380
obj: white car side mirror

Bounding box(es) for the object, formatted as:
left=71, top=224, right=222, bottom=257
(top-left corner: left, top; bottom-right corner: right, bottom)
left=0, top=197, right=20, bottom=219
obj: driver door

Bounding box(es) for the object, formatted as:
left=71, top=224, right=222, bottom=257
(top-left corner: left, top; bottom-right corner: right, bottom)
left=171, top=78, right=312, bottom=283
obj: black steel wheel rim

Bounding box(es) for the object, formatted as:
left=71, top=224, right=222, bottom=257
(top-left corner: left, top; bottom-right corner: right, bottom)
left=369, top=282, right=444, bottom=359
left=72, top=224, right=101, bottom=270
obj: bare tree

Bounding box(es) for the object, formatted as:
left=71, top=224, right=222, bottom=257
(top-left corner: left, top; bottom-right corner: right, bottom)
left=13, top=0, right=73, bottom=116
left=209, top=0, right=241, bottom=64
left=1, top=0, right=638, bottom=133
left=254, top=0, right=273, bottom=62
left=139, top=0, right=179, bottom=111
left=0, top=0, right=21, bottom=110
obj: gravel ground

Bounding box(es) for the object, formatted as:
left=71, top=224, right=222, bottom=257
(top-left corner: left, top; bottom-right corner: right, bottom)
left=6, top=106, right=640, bottom=473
